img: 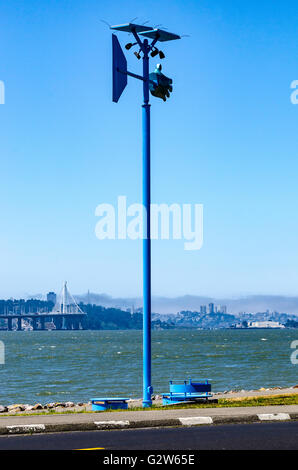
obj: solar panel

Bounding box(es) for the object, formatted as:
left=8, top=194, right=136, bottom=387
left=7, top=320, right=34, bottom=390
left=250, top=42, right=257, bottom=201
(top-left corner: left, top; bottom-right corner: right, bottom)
left=111, top=23, right=153, bottom=33
left=139, top=29, right=181, bottom=42
left=112, top=34, right=127, bottom=103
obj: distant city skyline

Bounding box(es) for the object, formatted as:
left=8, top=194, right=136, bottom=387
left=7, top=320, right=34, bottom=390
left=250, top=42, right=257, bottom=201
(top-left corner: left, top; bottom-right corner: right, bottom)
left=1, top=1, right=298, bottom=299
left=4, top=290, right=298, bottom=317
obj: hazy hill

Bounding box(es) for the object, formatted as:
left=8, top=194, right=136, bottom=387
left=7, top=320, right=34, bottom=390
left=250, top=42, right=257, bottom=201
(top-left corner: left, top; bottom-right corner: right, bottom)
left=75, top=293, right=298, bottom=315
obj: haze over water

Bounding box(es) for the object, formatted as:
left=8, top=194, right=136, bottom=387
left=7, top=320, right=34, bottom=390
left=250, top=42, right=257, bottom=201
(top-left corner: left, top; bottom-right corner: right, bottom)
left=0, top=329, right=297, bottom=404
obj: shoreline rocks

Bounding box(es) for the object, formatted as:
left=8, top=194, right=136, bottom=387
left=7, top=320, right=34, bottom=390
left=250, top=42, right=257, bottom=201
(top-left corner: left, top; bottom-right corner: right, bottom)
left=0, top=385, right=298, bottom=414
left=0, top=401, right=89, bottom=413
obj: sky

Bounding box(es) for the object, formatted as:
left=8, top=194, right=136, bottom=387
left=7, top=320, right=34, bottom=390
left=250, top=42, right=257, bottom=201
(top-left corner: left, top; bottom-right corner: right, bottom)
left=0, top=0, right=298, bottom=299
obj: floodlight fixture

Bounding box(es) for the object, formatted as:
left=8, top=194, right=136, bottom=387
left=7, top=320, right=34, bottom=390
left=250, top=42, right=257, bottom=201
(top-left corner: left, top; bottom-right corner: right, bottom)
left=125, top=42, right=136, bottom=50
left=150, top=48, right=159, bottom=58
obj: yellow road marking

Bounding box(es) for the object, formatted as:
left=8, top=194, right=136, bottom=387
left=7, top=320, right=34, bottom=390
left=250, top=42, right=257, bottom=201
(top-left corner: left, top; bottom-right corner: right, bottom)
left=76, top=447, right=105, bottom=450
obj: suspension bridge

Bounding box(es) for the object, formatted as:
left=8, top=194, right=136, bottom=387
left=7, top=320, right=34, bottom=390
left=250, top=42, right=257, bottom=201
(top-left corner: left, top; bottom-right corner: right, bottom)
left=0, top=282, right=87, bottom=331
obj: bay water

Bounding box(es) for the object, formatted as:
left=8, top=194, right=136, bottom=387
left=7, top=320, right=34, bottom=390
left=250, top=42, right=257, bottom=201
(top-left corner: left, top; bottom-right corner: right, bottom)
left=0, top=329, right=297, bottom=404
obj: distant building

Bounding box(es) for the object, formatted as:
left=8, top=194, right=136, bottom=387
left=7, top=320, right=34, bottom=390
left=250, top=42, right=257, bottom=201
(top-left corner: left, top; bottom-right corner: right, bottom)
left=200, top=305, right=207, bottom=315
left=221, top=305, right=227, bottom=314
left=248, top=321, right=285, bottom=329
left=208, top=303, right=214, bottom=314
left=47, top=292, right=57, bottom=305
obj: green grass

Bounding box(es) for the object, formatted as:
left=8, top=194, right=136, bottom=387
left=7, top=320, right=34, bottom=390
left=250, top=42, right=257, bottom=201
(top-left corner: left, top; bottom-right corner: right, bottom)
left=1, top=394, right=298, bottom=417
left=120, top=394, right=298, bottom=412
left=161, top=394, right=298, bottom=410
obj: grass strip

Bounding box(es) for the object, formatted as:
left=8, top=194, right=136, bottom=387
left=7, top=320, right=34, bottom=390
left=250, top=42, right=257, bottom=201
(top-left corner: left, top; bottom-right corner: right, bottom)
left=1, top=394, right=298, bottom=417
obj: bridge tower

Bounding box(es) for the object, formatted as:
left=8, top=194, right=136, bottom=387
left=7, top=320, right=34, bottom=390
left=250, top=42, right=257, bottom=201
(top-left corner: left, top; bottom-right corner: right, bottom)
left=51, top=281, right=85, bottom=330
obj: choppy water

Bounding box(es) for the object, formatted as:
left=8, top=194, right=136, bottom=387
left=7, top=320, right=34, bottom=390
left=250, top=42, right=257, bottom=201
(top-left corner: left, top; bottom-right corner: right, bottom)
left=0, top=329, right=297, bottom=404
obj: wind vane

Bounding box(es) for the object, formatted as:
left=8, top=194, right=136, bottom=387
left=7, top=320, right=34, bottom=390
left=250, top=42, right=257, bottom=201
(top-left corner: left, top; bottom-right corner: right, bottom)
left=110, top=21, right=181, bottom=408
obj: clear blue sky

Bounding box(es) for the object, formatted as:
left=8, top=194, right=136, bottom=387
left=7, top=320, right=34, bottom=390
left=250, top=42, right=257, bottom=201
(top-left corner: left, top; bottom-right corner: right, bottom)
left=1, top=0, right=298, bottom=299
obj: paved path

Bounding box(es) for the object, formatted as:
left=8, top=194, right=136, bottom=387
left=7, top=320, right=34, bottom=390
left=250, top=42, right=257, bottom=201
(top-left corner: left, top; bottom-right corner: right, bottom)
left=1, top=404, right=298, bottom=426
left=0, top=404, right=297, bottom=435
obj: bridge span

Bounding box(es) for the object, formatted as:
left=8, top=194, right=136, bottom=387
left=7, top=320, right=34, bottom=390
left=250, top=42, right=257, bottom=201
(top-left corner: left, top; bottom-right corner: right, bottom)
left=0, top=313, right=86, bottom=331
left=0, top=282, right=87, bottom=331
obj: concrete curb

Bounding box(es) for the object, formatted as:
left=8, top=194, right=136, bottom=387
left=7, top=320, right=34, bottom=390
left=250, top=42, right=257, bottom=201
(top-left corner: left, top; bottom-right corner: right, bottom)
left=0, top=412, right=297, bottom=435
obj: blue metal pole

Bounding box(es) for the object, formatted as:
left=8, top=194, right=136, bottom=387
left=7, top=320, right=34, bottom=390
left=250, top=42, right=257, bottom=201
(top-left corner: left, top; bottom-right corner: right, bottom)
left=142, top=39, right=152, bottom=408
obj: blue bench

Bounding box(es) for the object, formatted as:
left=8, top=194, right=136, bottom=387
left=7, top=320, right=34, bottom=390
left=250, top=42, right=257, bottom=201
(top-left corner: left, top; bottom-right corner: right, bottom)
left=162, top=379, right=212, bottom=405
left=91, top=397, right=130, bottom=411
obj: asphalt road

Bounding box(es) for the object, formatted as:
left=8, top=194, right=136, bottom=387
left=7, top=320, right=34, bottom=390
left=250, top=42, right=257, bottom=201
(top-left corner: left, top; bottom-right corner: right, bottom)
left=0, top=422, right=298, bottom=450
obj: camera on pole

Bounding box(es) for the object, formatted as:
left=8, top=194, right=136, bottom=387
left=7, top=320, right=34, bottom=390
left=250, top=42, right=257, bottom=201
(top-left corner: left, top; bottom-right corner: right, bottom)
left=149, top=64, right=173, bottom=102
